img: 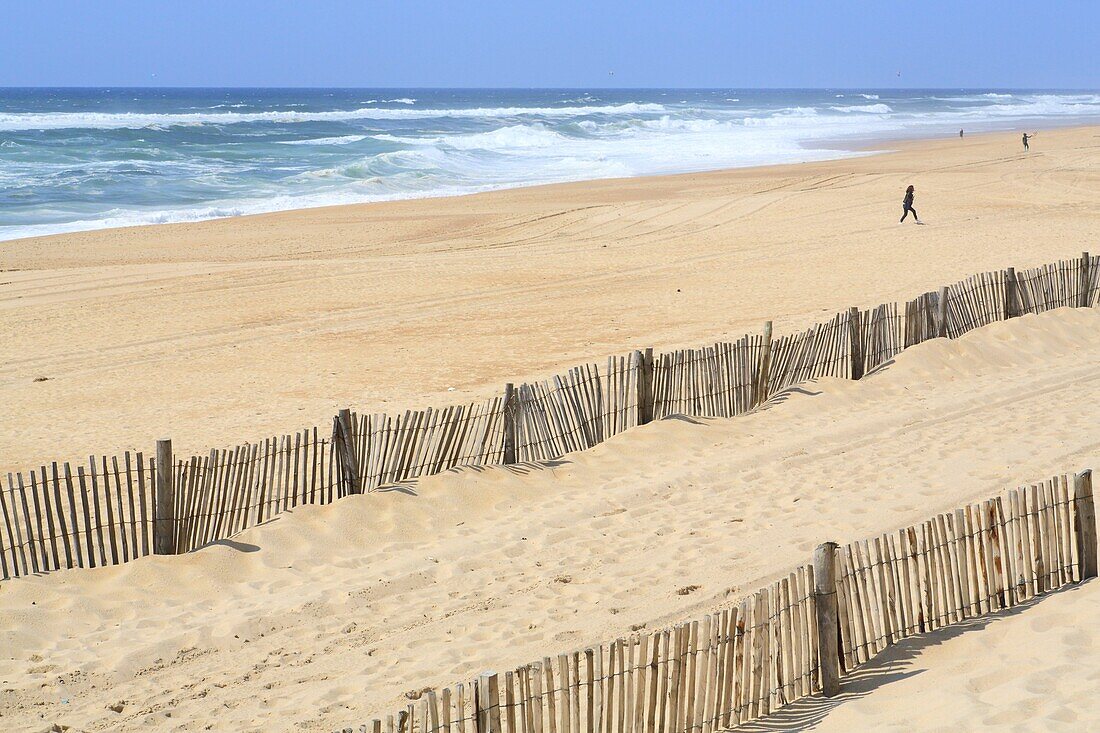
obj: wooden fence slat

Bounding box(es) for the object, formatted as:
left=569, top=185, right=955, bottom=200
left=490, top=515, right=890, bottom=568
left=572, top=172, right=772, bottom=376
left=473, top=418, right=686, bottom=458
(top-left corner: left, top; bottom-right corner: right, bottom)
left=45, top=463, right=72, bottom=570
left=0, top=476, right=19, bottom=577
left=31, top=469, right=57, bottom=571
left=100, top=456, right=119, bottom=565
left=87, top=457, right=108, bottom=566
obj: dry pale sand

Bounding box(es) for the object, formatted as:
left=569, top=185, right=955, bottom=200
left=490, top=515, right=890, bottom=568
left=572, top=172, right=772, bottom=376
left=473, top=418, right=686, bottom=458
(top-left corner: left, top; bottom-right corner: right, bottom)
left=2, top=306, right=1099, bottom=732
left=738, top=580, right=1100, bottom=733
left=3, top=126, right=1100, bottom=473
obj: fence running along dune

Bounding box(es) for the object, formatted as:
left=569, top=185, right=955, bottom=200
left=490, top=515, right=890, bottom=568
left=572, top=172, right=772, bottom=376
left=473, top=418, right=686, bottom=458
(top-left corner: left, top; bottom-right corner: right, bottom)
left=2, top=253, right=1099, bottom=578
left=333, top=470, right=1099, bottom=733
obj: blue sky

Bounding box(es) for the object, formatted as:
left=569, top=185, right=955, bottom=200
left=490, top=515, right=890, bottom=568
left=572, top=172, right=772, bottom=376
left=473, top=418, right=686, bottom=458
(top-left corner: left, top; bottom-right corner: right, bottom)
left=2, top=1, right=1097, bottom=88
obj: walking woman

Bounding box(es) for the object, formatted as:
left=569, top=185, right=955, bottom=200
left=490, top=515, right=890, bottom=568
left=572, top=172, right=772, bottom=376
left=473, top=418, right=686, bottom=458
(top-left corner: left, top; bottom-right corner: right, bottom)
left=900, top=185, right=921, bottom=223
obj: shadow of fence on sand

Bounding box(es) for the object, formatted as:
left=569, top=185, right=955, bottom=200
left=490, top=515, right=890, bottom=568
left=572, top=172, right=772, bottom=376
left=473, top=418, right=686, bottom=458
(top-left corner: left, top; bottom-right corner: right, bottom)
left=732, top=583, right=1086, bottom=731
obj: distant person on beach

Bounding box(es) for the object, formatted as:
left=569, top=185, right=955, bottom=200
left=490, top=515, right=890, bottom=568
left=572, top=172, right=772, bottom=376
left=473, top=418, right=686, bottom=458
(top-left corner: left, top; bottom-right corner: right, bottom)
left=900, top=185, right=921, bottom=224
left=959, top=129, right=964, bottom=138
left=1022, top=133, right=1032, bottom=151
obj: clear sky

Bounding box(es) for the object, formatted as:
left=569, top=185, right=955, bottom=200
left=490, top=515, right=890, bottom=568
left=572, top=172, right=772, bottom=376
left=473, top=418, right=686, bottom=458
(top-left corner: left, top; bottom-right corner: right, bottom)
left=2, top=0, right=1097, bottom=88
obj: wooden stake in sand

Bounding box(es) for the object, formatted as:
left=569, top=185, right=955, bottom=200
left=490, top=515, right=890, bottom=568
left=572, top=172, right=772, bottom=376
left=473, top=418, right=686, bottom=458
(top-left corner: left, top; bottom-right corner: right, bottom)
left=336, top=408, right=362, bottom=495
left=754, top=322, right=773, bottom=408
left=1074, top=470, right=1097, bottom=580
left=503, top=383, right=518, bottom=465
left=154, top=438, right=175, bottom=555
left=848, top=307, right=864, bottom=381
left=636, top=348, right=655, bottom=426
left=1004, top=267, right=1018, bottom=320
left=1080, top=252, right=1092, bottom=308
left=936, top=286, right=950, bottom=338
left=812, top=542, right=841, bottom=698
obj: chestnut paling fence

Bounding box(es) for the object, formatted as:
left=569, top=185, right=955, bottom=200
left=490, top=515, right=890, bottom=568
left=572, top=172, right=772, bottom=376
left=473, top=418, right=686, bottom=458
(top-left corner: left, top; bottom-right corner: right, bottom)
left=332, top=470, right=1098, bottom=733
left=2, top=253, right=1099, bottom=579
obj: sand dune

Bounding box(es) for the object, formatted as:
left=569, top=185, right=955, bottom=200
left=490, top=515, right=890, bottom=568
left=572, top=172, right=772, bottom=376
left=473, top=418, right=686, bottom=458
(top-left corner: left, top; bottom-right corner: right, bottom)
left=2, top=126, right=1100, bottom=472
left=2, top=307, right=1099, bottom=732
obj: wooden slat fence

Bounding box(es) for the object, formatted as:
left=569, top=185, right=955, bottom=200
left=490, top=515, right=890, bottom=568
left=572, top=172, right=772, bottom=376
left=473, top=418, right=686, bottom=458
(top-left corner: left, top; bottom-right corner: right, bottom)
left=944, top=269, right=1008, bottom=338
left=350, top=398, right=506, bottom=490
left=856, top=302, right=904, bottom=374
left=2, top=253, right=1097, bottom=579
left=334, top=469, right=1097, bottom=733
left=651, top=337, right=760, bottom=420
left=834, top=473, right=1086, bottom=670
left=1, top=454, right=153, bottom=577
left=514, top=356, right=639, bottom=463
left=170, top=430, right=337, bottom=554
left=761, top=311, right=852, bottom=400
left=902, top=289, right=941, bottom=348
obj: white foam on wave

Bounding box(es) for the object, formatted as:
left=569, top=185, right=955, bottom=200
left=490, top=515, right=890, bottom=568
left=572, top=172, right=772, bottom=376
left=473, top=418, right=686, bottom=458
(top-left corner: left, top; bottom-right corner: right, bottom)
left=441, top=125, right=565, bottom=150
left=0, top=102, right=671, bottom=133
left=952, top=94, right=1100, bottom=118
left=830, top=103, right=893, bottom=114
left=9, top=91, right=1100, bottom=242
left=372, top=124, right=566, bottom=150
left=276, top=135, right=367, bottom=146
left=741, top=107, right=820, bottom=125
left=0, top=181, right=524, bottom=242
left=858, top=93, right=880, bottom=100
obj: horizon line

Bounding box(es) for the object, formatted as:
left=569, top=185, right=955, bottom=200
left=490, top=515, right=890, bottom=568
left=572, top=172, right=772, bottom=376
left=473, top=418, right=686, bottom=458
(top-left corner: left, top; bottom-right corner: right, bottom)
left=2, top=85, right=1098, bottom=92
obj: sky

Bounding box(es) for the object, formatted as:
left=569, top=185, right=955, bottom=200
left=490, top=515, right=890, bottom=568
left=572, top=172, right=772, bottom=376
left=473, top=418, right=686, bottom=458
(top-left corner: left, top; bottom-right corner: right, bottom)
left=2, top=1, right=1097, bottom=89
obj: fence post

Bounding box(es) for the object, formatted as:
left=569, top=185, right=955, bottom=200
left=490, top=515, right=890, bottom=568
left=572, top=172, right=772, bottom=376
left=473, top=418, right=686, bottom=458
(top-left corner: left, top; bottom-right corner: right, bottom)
left=813, top=542, right=841, bottom=697
left=154, top=438, right=175, bottom=555
left=503, top=384, right=517, bottom=465
left=848, top=307, right=864, bottom=380
left=636, top=348, right=654, bottom=425
left=1074, top=469, right=1097, bottom=580
left=336, top=408, right=361, bottom=495
left=1080, top=251, right=1092, bottom=308
left=754, top=321, right=773, bottom=407
left=1004, top=267, right=1017, bottom=319
left=936, top=286, right=950, bottom=338
left=477, top=672, right=501, bottom=733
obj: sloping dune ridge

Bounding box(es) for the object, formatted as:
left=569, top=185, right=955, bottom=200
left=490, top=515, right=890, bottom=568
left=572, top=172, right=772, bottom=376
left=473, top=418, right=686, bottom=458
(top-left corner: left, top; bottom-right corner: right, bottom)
left=2, top=306, right=1100, bottom=732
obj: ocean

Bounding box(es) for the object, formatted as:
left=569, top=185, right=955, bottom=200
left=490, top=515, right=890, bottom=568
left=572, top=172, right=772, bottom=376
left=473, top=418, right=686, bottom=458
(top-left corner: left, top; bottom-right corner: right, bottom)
left=2, top=87, right=1099, bottom=242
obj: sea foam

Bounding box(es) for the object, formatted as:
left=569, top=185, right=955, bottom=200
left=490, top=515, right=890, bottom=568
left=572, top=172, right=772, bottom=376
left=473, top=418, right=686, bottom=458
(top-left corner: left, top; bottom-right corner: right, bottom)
left=4, top=89, right=1100, bottom=242
left=0, top=103, right=668, bottom=132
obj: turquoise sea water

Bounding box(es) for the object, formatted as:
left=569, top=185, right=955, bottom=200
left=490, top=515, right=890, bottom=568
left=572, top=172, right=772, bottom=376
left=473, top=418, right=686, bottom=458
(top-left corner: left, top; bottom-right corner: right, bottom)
left=2, top=88, right=1099, bottom=241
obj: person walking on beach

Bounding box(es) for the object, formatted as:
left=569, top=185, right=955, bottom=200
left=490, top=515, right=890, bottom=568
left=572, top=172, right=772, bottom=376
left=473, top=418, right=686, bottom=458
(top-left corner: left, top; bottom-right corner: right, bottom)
left=1022, top=132, right=1032, bottom=151
left=959, top=129, right=964, bottom=138
left=900, top=185, right=921, bottom=224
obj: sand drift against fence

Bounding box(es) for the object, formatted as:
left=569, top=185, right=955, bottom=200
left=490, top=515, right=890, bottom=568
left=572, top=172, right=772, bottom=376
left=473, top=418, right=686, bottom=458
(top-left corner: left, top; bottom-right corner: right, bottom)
left=2, top=252, right=1098, bottom=579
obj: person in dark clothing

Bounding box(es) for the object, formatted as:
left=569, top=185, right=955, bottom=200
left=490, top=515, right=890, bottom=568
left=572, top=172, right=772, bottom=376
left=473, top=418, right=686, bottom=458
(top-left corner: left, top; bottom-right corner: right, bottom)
left=1022, top=133, right=1032, bottom=151
left=900, top=185, right=920, bottom=223
left=959, top=129, right=964, bottom=138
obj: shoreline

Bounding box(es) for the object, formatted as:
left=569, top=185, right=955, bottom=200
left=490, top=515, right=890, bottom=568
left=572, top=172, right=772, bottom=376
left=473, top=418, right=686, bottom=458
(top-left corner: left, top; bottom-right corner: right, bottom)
left=3, top=120, right=1095, bottom=247
left=2, top=124, right=1099, bottom=471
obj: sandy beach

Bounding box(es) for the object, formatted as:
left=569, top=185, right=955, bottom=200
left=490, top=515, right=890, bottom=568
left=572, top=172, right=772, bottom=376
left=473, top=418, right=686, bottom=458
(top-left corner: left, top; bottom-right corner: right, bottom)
left=4, top=123, right=1100, bottom=732
left=7, top=4, right=1100, bottom=731
left=3, top=125, right=1100, bottom=474
left=2, top=305, right=1099, bottom=731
